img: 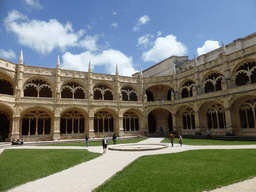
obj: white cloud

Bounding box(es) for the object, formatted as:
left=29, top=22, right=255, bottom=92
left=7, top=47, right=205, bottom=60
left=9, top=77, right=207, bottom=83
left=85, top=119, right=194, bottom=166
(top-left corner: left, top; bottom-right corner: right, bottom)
left=133, top=15, right=150, bottom=31
left=137, top=34, right=154, bottom=48
left=4, top=10, right=28, bottom=23
left=0, top=49, right=16, bottom=60
left=24, top=0, right=42, bottom=9
left=62, top=49, right=137, bottom=76
left=142, top=35, right=188, bottom=62
left=157, top=31, right=162, bottom=36
left=78, top=35, right=99, bottom=51
left=197, top=40, right=220, bottom=56
left=4, top=10, right=87, bottom=54
left=111, top=23, right=118, bottom=28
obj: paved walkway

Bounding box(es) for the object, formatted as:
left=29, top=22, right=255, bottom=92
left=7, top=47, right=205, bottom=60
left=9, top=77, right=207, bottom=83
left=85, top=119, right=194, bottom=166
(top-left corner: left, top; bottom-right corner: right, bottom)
left=1, top=138, right=256, bottom=192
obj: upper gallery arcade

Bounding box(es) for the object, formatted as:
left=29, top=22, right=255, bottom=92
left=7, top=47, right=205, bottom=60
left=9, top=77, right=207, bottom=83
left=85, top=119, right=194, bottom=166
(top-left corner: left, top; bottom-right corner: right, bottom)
left=1, top=32, right=256, bottom=141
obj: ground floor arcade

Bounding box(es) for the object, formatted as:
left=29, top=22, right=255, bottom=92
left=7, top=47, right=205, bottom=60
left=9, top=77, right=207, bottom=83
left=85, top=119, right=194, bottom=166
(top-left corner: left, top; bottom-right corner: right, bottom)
left=1, top=95, right=256, bottom=141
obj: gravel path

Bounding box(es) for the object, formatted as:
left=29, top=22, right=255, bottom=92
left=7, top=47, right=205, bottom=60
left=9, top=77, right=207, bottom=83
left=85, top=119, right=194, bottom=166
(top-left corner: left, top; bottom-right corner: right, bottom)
left=2, top=138, right=256, bottom=192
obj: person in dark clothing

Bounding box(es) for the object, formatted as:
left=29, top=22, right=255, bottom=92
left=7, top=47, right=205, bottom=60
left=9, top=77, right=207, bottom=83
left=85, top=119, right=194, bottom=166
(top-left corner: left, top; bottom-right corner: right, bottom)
left=85, top=135, right=89, bottom=147
left=102, top=136, right=108, bottom=154
left=112, top=133, right=117, bottom=145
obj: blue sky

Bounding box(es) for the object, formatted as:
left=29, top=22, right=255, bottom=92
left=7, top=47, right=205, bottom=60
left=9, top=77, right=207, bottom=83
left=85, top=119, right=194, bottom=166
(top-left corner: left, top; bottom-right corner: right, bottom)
left=0, top=0, right=256, bottom=76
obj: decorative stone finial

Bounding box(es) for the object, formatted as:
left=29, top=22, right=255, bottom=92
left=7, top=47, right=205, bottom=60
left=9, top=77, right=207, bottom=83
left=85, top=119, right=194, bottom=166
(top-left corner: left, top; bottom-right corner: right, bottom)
left=140, top=67, right=143, bottom=77
left=194, top=54, right=198, bottom=66
left=56, top=55, right=60, bottom=68
left=19, top=50, right=23, bottom=65
left=116, top=64, right=119, bottom=75
left=173, top=64, right=176, bottom=74
left=222, top=41, right=227, bottom=55
left=88, top=60, right=92, bottom=72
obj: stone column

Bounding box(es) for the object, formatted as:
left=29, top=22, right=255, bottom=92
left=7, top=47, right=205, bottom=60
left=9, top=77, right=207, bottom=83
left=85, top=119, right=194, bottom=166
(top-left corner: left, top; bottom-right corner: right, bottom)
left=224, top=108, right=233, bottom=133
left=87, top=62, right=93, bottom=103
left=53, top=116, right=61, bottom=140
left=194, top=111, right=201, bottom=132
left=117, top=116, right=124, bottom=137
left=11, top=116, right=20, bottom=140
left=172, top=114, right=177, bottom=133
left=88, top=116, right=95, bottom=138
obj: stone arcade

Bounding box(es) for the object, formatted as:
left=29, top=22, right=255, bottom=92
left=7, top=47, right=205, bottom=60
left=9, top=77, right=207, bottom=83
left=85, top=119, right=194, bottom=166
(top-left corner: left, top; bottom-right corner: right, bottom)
left=1, top=32, right=256, bottom=142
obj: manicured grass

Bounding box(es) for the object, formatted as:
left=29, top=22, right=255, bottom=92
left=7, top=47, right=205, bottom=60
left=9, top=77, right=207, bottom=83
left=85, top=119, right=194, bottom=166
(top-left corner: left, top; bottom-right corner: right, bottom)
left=0, top=149, right=101, bottom=192
left=46, top=137, right=147, bottom=146
left=161, top=138, right=256, bottom=145
left=94, top=149, right=256, bottom=192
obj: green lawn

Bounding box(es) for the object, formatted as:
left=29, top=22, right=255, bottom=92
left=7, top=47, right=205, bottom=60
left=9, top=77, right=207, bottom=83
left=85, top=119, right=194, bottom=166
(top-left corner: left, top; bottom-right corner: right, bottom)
left=94, top=149, right=256, bottom=192
left=0, top=149, right=101, bottom=192
left=161, top=138, right=256, bottom=145
left=46, top=137, right=147, bottom=146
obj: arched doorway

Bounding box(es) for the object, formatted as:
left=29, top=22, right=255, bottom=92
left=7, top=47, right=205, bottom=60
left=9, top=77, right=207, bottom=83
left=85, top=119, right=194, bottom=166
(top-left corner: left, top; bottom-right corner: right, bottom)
left=148, top=113, right=156, bottom=133
left=148, top=108, right=172, bottom=134
left=0, top=111, right=10, bottom=141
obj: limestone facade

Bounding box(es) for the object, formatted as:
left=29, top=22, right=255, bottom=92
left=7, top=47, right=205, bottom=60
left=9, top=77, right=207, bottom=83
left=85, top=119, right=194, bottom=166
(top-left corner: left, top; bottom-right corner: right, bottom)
left=1, top=32, right=256, bottom=141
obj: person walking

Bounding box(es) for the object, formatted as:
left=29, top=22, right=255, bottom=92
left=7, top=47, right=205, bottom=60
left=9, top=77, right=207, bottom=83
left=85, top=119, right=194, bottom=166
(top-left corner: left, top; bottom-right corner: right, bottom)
left=179, top=134, right=183, bottom=146
left=112, top=133, right=117, bottom=145
left=85, top=134, right=89, bottom=147
left=102, top=136, right=108, bottom=154
left=169, top=132, right=175, bottom=147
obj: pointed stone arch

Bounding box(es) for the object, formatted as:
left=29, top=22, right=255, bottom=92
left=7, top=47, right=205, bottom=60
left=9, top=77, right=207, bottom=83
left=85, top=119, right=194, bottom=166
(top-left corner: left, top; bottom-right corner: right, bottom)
left=0, top=72, right=15, bottom=95
left=232, top=60, right=256, bottom=86
left=61, top=80, right=86, bottom=99
left=24, top=77, right=53, bottom=98
left=147, top=107, right=172, bottom=135
left=93, top=83, right=113, bottom=100
left=121, top=85, right=137, bottom=101
left=180, top=79, right=195, bottom=98
left=0, top=104, right=13, bottom=141
left=202, top=72, right=224, bottom=93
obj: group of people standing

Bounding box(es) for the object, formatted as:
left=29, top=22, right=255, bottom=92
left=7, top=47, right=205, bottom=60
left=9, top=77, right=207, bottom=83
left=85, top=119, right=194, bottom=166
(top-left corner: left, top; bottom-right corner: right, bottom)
left=169, top=133, right=183, bottom=147
left=85, top=133, right=117, bottom=154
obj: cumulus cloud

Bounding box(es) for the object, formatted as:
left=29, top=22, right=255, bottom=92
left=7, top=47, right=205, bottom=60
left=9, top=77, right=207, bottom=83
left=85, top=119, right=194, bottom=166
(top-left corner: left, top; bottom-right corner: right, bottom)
left=142, top=35, right=188, bottom=62
left=197, top=40, right=220, bottom=56
left=111, top=23, right=118, bottom=28
left=0, top=49, right=16, bottom=60
left=24, top=0, right=42, bottom=10
left=3, top=10, right=92, bottom=54
left=137, top=34, right=154, bottom=48
left=62, top=49, right=137, bottom=76
left=133, top=15, right=150, bottom=31
left=78, top=35, right=99, bottom=51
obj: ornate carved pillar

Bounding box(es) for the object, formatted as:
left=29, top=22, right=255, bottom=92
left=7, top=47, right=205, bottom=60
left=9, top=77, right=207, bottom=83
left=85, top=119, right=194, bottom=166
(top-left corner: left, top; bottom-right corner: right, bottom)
left=88, top=116, right=95, bottom=138
left=117, top=116, right=124, bottom=137
left=55, top=56, right=61, bottom=102
left=115, top=66, right=120, bottom=103
left=138, top=70, right=144, bottom=102
left=11, top=116, right=20, bottom=140
left=172, top=113, right=177, bottom=133
left=224, top=108, right=233, bottom=133
left=88, top=61, right=93, bottom=103
left=194, top=111, right=201, bottom=132
left=53, top=116, right=60, bottom=140
left=171, top=90, right=175, bottom=101
left=16, top=51, right=24, bottom=101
